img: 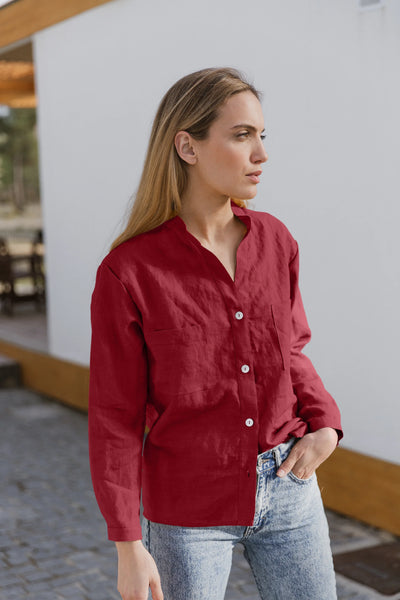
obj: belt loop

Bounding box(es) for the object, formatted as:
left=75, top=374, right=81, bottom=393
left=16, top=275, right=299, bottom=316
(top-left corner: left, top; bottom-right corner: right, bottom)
left=272, top=446, right=280, bottom=469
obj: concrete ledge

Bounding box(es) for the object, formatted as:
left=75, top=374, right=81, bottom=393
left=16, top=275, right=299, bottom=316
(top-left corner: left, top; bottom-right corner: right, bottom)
left=318, top=446, right=400, bottom=536
left=0, top=338, right=88, bottom=412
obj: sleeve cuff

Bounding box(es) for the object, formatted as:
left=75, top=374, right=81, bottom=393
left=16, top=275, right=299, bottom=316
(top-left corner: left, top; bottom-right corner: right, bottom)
left=107, top=523, right=143, bottom=542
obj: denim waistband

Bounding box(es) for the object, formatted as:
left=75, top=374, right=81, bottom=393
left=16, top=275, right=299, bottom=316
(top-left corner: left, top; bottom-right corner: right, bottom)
left=256, top=437, right=298, bottom=473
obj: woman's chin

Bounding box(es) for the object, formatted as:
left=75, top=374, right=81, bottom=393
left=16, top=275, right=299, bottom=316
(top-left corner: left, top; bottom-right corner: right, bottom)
left=243, top=188, right=258, bottom=199
left=231, top=188, right=258, bottom=201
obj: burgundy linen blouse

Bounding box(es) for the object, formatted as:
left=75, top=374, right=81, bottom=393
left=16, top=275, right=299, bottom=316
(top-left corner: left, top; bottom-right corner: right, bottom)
left=88, top=199, right=343, bottom=541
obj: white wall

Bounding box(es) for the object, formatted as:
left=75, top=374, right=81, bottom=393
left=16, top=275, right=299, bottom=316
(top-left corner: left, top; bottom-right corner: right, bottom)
left=33, top=0, right=400, bottom=464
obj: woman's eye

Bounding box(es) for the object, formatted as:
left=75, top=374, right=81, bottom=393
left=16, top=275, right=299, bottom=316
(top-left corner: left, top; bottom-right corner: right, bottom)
left=237, top=131, right=267, bottom=141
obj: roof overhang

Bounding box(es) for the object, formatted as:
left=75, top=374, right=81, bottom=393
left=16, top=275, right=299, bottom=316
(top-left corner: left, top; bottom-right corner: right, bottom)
left=0, top=0, right=114, bottom=108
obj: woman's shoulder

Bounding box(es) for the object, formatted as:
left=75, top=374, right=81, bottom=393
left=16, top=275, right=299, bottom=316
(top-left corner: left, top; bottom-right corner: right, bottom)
left=244, top=203, right=297, bottom=246
left=96, top=220, right=170, bottom=280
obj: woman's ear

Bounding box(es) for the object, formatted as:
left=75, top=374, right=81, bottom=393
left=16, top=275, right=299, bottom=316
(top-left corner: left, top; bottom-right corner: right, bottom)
left=174, top=131, right=197, bottom=165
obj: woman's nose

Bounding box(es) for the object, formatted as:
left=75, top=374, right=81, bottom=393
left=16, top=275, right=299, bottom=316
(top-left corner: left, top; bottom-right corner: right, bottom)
left=253, top=140, right=268, bottom=164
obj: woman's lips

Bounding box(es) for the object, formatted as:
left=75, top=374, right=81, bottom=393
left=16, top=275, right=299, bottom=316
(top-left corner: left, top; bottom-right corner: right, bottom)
left=246, top=173, right=261, bottom=183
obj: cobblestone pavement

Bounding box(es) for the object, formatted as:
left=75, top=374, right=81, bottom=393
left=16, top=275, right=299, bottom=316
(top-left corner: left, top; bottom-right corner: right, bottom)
left=0, top=387, right=399, bottom=600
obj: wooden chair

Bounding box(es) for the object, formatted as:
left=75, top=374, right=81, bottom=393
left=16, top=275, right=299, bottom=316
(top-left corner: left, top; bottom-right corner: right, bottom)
left=0, top=233, right=46, bottom=316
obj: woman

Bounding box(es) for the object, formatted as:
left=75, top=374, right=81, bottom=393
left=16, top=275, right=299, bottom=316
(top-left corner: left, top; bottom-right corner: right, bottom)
left=88, top=67, right=343, bottom=600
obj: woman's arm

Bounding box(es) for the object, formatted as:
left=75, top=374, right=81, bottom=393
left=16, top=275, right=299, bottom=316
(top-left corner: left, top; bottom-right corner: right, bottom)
left=288, top=240, right=343, bottom=441
left=88, top=261, right=147, bottom=541
left=278, top=240, right=343, bottom=478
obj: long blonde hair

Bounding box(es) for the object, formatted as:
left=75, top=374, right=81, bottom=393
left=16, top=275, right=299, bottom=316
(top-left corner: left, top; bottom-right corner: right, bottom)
left=109, top=67, right=262, bottom=251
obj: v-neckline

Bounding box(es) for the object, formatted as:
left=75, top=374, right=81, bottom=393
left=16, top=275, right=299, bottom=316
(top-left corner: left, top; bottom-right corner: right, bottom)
left=169, top=200, right=251, bottom=286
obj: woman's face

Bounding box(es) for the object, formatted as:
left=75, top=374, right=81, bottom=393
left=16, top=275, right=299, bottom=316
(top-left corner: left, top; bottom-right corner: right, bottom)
left=184, top=90, right=268, bottom=202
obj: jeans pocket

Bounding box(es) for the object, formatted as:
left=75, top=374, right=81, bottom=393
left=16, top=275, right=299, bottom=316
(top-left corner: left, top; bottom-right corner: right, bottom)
left=287, top=470, right=316, bottom=484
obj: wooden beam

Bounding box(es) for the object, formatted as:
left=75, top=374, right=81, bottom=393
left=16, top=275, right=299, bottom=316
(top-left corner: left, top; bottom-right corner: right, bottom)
left=0, top=0, right=114, bottom=49
left=2, top=93, right=36, bottom=107
left=0, top=59, right=35, bottom=106
left=0, top=41, right=33, bottom=62
left=0, top=77, right=34, bottom=94
left=0, top=91, right=36, bottom=106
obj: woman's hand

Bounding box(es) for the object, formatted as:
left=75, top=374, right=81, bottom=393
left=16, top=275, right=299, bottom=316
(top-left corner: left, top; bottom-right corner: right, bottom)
left=116, top=540, right=164, bottom=600
left=276, top=427, right=338, bottom=480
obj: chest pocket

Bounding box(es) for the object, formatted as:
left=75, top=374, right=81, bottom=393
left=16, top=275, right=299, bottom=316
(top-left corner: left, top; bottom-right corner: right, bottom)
left=270, top=298, right=291, bottom=370
left=145, top=323, right=214, bottom=396
left=248, top=298, right=291, bottom=371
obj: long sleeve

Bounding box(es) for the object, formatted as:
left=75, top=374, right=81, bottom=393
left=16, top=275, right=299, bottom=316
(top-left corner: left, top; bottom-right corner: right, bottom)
left=289, top=241, right=343, bottom=441
left=88, top=261, right=148, bottom=541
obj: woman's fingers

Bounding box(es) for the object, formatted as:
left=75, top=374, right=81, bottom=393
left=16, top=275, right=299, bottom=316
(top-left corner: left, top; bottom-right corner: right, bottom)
left=116, top=541, right=164, bottom=600
left=149, top=575, right=164, bottom=600
left=276, top=444, right=303, bottom=477
left=276, top=429, right=338, bottom=479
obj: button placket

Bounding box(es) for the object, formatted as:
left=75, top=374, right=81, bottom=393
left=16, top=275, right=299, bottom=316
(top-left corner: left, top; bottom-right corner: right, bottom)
left=225, top=298, right=259, bottom=523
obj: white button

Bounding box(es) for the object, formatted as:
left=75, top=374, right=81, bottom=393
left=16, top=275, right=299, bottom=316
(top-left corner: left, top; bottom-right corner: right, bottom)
left=245, top=418, right=254, bottom=427
left=241, top=364, right=250, bottom=373
left=235, top=311, right=243, bottom=320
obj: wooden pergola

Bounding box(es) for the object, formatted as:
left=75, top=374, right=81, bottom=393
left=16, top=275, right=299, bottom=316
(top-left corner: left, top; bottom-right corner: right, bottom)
left=0, top=58, right=35, bottom=108
left=0, top=0, right=114, bottom=108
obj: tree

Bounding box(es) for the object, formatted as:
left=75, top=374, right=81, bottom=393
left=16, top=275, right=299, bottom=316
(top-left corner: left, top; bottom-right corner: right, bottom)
left=0, top=108, right=40, bottom=212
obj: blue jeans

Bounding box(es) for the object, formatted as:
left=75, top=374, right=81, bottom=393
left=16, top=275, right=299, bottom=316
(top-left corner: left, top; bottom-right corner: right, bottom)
left=142, top=438, right=337, bottom=600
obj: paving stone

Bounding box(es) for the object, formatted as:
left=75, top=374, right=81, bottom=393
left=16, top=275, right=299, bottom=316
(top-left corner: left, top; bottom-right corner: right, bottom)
left=45, top=573, right=82, bottom=588
left=241, top=581, right=260, bottom=594
left=0, top=536, right=14, bottom=551
left=56, top=595, right=87, bottom=600
left=12, top=564, right=42, bottom=577
left=30, top=548, right=60, bottom=561
left=26, top=593, right=59, bottom=600
left=34, top=557, right=69, bottom=569
left=327, top=510, right=397, bottom=555
left=3, top=550, right=31, bottom=566
left=23, top=570, right=52, bottom=583
left=0, top=585, right=28, bottom=599
left=0, top=572, right=23, bottom=587
left=83, top=583, right=120, bottom=596
left=62, top=534, right=97, bottom=551
left=23, top=579, right=52, bottom=593
left=53, top=583, right=85, bottom=598
left=96, top=543, right=117, bottom=559
left=226, top=590, right=250, bottom=600
left=85, top=589, right=121, bottom=600
left=47, top=563, right=79, bottom=577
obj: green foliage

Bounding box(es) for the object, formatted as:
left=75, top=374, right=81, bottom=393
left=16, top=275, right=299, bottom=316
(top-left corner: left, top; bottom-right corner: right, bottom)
left=0, top=107, right=40, bottom=210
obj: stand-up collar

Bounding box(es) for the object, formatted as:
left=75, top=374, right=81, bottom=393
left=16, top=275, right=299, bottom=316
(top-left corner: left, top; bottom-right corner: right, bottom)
left=166, top=199, right=252, bottom=246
